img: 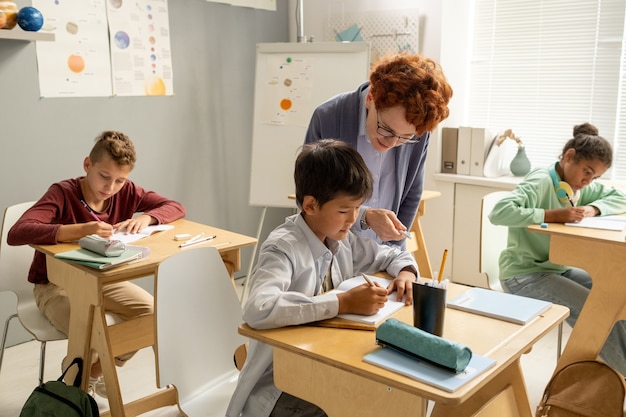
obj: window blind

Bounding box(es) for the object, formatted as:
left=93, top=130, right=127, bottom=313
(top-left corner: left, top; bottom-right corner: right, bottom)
left=468, top=0, right=625, bottom=181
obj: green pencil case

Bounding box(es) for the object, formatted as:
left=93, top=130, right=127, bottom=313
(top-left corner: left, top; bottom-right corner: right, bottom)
left=375, top=318, right=472, bottom=373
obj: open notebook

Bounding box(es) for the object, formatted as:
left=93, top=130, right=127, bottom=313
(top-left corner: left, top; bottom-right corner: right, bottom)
left=565, top=215, right=626, bottom=231
left=313, top=275, right=405, bottom=330
left=109, top=224, right=174, bottom=244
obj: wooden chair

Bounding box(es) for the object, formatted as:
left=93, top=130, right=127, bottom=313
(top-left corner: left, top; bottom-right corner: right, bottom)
left=154, top=247, right=246, bottom=416
left=480, top=191, right=563, bottom=360
left=0, top=201, right=67, bottom=385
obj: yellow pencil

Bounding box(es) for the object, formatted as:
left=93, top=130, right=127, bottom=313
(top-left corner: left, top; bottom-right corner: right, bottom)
left=437, top=249, right=449, bottom=283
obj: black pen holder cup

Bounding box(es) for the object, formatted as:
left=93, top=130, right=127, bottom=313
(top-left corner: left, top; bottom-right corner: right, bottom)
left=412, top=282, right=446, bottom=336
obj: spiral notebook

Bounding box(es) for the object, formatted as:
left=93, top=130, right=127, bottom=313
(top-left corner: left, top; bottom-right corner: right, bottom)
left=313, top=275, right=405, bottom=330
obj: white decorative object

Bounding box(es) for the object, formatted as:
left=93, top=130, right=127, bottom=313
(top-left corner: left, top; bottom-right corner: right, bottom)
left=483, top=130, right=518, bottom=177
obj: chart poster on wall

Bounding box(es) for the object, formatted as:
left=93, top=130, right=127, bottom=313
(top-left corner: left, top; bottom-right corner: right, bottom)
left=106, top=0, right=174, bottom=96
left=262, top=55, right=313, bottom=127
left=249, top=42, right=370, bottom=209
left=33, top=0, right=113, bottom=97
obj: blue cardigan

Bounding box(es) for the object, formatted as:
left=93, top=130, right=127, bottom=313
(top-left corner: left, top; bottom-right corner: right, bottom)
left=304, top=81, right=430, bottom=236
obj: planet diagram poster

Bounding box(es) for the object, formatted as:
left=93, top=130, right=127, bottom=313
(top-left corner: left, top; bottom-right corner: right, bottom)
left=33, top=0, right=173, bottom=97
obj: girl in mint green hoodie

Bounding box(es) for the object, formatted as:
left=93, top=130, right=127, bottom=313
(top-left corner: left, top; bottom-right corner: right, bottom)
left=489, top=122, right=626, bottom=375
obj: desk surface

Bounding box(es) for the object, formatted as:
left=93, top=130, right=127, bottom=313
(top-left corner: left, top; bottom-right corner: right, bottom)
left=33, top=218, right=257, bottom=283
left=528, top=220, right=626, bottom=243
left=240, top=283, right=568, bottom=406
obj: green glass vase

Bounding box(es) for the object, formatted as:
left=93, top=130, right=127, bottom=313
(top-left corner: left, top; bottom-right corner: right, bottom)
left=510, top=147, right=531, bottom=176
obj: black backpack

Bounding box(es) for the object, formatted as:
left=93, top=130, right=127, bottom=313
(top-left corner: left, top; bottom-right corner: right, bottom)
left=20, top=357, right=100, bottom=417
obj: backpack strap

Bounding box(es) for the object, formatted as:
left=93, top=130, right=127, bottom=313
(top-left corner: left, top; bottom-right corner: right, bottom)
left=58, top=357, right=85, bottom=388
left=33, top=386, right=85, bottom=417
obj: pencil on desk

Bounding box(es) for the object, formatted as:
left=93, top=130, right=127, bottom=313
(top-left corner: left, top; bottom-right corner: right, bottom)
left=437, top=249, right=448, bottom=283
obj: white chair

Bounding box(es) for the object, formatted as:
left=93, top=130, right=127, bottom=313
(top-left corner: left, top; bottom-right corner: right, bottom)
left=480, top=191, right=563, bottom=360
left=0, top=201, right=67, bottom=385
left=479, top=191, right=511, bottom=292
left=154, top=246, right=246, bottom=417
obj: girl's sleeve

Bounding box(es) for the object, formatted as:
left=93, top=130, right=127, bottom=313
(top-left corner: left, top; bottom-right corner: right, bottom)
left=489, top=175, right=548, bottom=227
left=582, top=183, right=626, bottom=215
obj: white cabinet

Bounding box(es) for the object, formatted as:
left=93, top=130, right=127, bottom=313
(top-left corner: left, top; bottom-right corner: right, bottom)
left=434, top=174, right=520, bottom=288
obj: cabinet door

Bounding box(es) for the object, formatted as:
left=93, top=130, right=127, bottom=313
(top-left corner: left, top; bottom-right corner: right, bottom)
left=451, top=184, right=510, bottom=287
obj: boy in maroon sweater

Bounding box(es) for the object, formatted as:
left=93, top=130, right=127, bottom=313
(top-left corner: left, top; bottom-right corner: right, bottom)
left=8, top=130, right=186, bottom=396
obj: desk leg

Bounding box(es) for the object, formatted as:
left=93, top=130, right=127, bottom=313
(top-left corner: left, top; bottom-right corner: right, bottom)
left=548, top=235, right=626, bottom=373
left=91, top=305, right=126, bottom=417
left=219, top=249, right=240, bottom=280
left=431, top=359, right=531, bottom=417
left=46, top=257, right=100, bottom=389
left=274, top=349, right=427, bottom=417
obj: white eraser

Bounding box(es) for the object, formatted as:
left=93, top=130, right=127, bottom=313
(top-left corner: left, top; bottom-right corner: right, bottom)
left=174, top=233, right=192, bottom=241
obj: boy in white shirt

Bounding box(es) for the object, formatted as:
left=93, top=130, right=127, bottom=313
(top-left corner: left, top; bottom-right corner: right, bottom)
left=227, top=139, right=418, bottom=417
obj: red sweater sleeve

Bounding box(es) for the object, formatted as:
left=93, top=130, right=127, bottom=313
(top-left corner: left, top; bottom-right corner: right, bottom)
left=8, top=178, right=186, bottom=284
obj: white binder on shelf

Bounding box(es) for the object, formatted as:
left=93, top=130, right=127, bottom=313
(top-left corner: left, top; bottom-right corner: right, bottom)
left=470, top=127, right=492, bottom=176
left=456, top=126, right=472, bottom=175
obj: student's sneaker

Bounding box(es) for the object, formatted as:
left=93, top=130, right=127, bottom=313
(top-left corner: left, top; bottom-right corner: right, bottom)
left=88, top=376, right=107, bottom=398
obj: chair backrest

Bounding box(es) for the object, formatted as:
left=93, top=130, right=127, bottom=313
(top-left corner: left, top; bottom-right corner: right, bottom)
left=154, top=246, right=245, bottom=415
left=0, top=201, right=37, bottom=301
left=479, top=191, right=511, bottom=291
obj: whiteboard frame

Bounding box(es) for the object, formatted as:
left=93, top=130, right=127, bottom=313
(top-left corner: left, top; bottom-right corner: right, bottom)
left=248, top=42, right=371, bottom=208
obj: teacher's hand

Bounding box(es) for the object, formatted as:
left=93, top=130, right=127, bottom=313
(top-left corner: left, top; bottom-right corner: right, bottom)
left=365, top=208, right=408, bottom=242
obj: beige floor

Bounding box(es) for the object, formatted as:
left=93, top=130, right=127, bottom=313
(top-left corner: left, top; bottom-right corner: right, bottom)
left=0, top=279, right=571, bottom=417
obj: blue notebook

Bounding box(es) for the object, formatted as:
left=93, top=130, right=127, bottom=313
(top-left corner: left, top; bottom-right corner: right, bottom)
left=446, top=287, right=552, bottom=324
left=363, top=347, right=496, bottom=392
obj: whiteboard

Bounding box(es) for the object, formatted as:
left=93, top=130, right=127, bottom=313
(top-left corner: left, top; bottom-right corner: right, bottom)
left=249, top=42, right=371, bottom=208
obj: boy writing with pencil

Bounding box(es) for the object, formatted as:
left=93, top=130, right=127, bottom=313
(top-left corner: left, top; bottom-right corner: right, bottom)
left=226, top=139, right=418, bottom=417
left=7, top=130, right=186, bottom=396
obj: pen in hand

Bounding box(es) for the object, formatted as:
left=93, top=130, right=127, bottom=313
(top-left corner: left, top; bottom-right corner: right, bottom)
left=399, top=230, right=412, bottom=239
left=80, top=199, right=102, bottom=223
left=362, top=273, right=375, bottom=287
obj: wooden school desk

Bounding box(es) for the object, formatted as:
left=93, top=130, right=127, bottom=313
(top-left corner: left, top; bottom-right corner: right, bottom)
left=239, top=282, right=568, bottom=417
left=528, top=219, right=626, bottom=373
left=31, top=219, right=256, bottom=417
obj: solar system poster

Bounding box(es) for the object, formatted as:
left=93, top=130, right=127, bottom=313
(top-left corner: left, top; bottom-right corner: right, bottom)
left=34, top=0, right=112, bottom=97
left=33, top=0, right=173, bottom=97
left=107, top=0, right=174, bottom=96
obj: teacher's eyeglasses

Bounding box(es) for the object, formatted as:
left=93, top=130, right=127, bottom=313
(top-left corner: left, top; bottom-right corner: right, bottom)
left=376, top=111, right=419, bottom=145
